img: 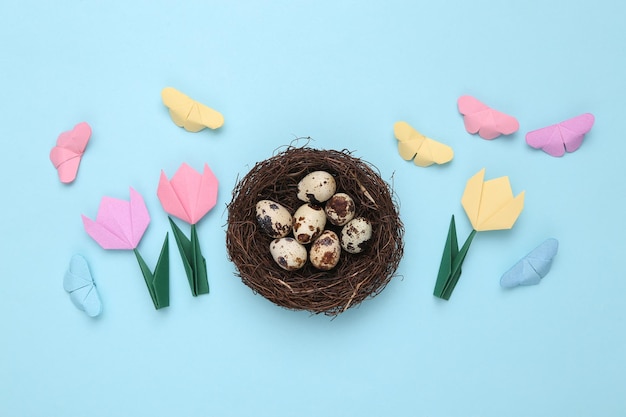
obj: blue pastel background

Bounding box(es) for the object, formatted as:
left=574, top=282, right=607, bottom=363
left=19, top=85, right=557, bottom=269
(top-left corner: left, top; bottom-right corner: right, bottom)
left=2, top=1, right=625, bottom=416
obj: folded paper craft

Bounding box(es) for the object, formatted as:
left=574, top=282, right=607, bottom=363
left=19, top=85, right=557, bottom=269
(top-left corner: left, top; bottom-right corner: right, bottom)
left=393, top=121, right=453, bottom=167
left=168, top=218, right=208, bottom=296
left=433, top=215, right=476, bottom=300
left=457, top=95, right=519, bottom=140
left=434, top=168, right=525, bottom=300
left=82, top=187, right=170, bottom=309
left=461, top=168, right=525, bottom=232
left=63, top=254, right=102, bottom=317
left=525, top=113, right=594, bottom=157
left=134, top=234, right=170, bottom=309
left=157, top=163, right=218, bottom=225
left=500, top=238, right=559, bottom=288
left=82, top=187, right=150, bottom=250
left=49, top=122, right=91, bottom=183
left=161, top=87, right=224, bottom=132
left=157, top=163, right=218, bottom=296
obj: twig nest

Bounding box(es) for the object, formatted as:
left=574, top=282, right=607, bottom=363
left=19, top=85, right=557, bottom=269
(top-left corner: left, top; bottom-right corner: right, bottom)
left=226, top=147, right=404, bottom=316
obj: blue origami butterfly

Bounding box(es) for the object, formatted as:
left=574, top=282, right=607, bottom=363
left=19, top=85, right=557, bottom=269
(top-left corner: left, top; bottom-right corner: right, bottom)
left=500, top=238, right=559, bottom=288
left=63, top=254, right=102, bottom=317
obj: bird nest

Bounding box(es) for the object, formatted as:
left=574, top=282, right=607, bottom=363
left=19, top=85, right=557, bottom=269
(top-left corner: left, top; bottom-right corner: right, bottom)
left=226, top=147, right=404, bottom=316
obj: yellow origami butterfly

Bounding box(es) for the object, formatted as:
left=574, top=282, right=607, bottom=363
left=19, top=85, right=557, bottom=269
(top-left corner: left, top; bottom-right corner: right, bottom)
left=394, top=121, right=454, bottom=167
left=161, top=87, right=224, bottom=132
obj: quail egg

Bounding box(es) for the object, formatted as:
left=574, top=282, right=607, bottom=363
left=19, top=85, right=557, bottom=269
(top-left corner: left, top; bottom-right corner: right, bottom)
left=340, top=217, right=373, bottom=254
left=256, top=200, right=293, bottom=238
left=292, top=203, right=327, bottom=244
left=269, top=237, right=307, bottom=271
left=297, top=171, right=337, bottom=204
left=325, top=193, right=356, bottom=226
left=310, top=230, right=341, bottom=271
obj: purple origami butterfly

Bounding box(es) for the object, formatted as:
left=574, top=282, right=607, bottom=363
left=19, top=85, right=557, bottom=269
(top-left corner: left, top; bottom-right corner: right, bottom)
left=526, top=113, right=594, bottom=157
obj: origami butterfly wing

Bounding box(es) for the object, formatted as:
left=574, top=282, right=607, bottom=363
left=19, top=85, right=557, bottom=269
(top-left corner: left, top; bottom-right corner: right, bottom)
left=525, top=125, right=565, bottom=156
left=457, top=95, right=519, bottom=140
left=161, top=87, right=224, bottom=132
left=500, top=238, right=559, bottom=288
left=394, top=121, right=453, bottom=167
left=526, top=113, right=594, bottom=157
left=63, top=254, right=102, bottom=317
left=49, top=122, right=91, bottom=183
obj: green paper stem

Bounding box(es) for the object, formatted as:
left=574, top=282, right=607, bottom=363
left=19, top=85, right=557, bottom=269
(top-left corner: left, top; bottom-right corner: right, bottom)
left=441, top=229, right=476, bottom=300
left=133, top=233, right=170, bottom=309
left=433, top=215, right=459, bottom=297
left=191, top=224, right=209, bottom=295
left=168, top=217, right=209, bottom=297
left=168, top=218, right=194, bottom=290
left=433, top=215, right=477, bottom=300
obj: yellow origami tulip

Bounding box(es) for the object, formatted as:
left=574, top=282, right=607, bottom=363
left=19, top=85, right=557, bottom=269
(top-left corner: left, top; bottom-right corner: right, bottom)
left=434, top=168, right=525, bottom=300
left=461, top=168, right=525, bottom=231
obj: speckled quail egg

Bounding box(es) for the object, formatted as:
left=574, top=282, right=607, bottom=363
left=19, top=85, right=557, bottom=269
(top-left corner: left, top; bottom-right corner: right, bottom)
left=340, top=217, right=373, bottom=254
left=292, top=203, right=327, bottom=244
left=269, top=237, right=307, bottom=271
left=256, top=200, right=293, bottom=238
left=325, top=193, right=356, bottom=226
left=310, top=230, right=341, bottom=271
left=297, top=171, right=337, bottom=204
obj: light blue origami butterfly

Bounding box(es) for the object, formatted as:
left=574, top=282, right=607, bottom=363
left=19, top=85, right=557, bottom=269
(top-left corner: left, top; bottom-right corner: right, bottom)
left=63, top=254, right=102, bottom=317
left=500, top=238, right=559, bottom=288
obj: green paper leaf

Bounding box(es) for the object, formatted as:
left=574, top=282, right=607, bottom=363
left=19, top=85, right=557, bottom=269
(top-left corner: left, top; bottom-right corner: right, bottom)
left=433, top=215, right=477, bottom=300
left=440, top=229, right=476, bottom=300
left=152, top=233, right=170, bottom=307
left=191, top=224, right=209, bottom=296
left=134, top=233, right=170, bottom=309
left=168, top=217, right=195, bottom=292
left=168, top=217, right=209, bottom=297
left=433, top=215, right=458, bottom=297
left=135, top=249, right=158, bottom=308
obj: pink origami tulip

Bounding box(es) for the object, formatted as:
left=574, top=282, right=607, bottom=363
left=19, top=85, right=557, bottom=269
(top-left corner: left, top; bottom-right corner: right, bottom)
left=157, top=162, right=218, bottom=297
left=157, top=163, right=218, bottom=225
left=82, top=187, right=170, bottom=309
left=82, top=187, right=150, bottom=249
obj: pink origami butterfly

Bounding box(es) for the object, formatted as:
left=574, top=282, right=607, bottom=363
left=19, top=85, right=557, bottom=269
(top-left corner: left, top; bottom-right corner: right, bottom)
left=457, top=95, right=519, bottom=140
left=525, top=113, right=594, bottom=157
left=49, top=122, right=91, bottom=183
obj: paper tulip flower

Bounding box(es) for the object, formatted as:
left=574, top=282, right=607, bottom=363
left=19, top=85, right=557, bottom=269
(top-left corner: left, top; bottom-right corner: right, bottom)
left=82, top=187, right=170, bottom=309
left=82, top=187, right=150, bottom=249
left=461, top=168, right=525, bottom=232
left=433, top=169, right=525, bottom=300
left=157, top=163, right=218, bottom=296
